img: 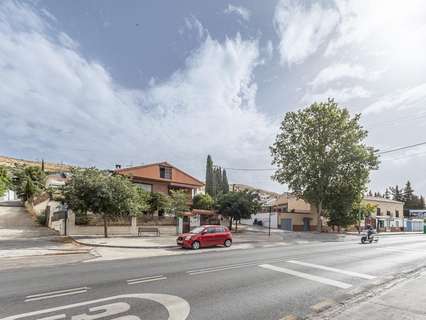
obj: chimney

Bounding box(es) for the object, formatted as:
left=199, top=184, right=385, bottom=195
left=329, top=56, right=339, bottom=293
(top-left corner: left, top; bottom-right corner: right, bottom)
left=115, top=164, right=121, bottom=169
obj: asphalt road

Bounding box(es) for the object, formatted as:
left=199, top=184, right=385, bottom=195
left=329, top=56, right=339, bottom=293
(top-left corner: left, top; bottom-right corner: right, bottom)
left=1, top=234, right=425, bottom=320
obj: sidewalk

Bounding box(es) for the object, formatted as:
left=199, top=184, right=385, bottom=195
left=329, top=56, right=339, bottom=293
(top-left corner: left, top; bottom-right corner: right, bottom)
left=72, top=231, right=286, bottom=249
left=316, top=269, right=426, bottom=320
left=346, top=231, right=424, bottom=236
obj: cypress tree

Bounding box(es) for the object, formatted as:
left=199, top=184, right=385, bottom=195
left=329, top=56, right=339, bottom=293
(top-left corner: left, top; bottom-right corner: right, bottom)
left=403, top=181, right=414, bottom=202
left=390, top=185, right=403, bottom=202
left=205, top=155, right=214, bottom=197
left=222, top=169, right=229, bottom=194
left=384, top=188, right=390, bottom=199
left=213, top=166, right=223, bottom=198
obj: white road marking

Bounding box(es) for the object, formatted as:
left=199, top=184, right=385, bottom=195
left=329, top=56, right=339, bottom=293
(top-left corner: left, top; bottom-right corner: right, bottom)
left=126, top=275, right=165, bottom=283
left=259, top=264, right=353, bottom=289
left=376, top=247, right=426, bottom=254
left=187, top=262, right=256, bottom=275
left=25, top=290, right=88, bottom=302
left=25, top=287, right=90, bottom=302
left=287, top=260, right=376, bottom=280
left=26, top=287, right=90, bottom=299
left=127, top=275, right=167, bottom=285
left=4, top=294, right=190, bottom=320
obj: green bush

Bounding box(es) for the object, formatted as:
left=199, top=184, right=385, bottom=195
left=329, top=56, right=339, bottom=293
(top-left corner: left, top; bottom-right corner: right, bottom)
left=36, top=214, right=47, bottom=226
left=75, top=213, right=89, bottom=225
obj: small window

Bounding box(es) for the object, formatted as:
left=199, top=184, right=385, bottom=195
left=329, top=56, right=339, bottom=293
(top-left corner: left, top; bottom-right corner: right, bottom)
left=396, top=210, right=399, bottom=217
left=207, top=227, right=216, bottom=233
left=160, top=166, right=172, bottom=179
left=376, top=208, right=381, bottom=216
left=387, top=211, right=391, bottom=216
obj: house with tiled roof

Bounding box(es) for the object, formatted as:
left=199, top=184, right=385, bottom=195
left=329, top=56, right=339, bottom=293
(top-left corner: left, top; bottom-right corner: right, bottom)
left=115, top=162, right=204, bottom=204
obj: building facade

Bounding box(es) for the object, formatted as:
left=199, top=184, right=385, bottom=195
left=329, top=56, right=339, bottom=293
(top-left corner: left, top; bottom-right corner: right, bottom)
left=273, top=193, right=318, bottom=231
left=116, top=162, right=204, bottom=203
left=362, top=196, right=404, bottom=232
left=272, top=194, right=404, bottom=232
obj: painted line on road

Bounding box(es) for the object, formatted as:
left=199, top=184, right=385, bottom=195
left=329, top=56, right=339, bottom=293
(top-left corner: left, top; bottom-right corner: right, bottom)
left=187, top=262, right=257, bottom=275
left=25, top=287, right=89, bottom=302
left=259, top=264, right=352, bottom=289
left=376, top=247, right=426, bottom=254
left=127, top=275, right=167, bottom=285
left=287, top=260, right=376, bottom=280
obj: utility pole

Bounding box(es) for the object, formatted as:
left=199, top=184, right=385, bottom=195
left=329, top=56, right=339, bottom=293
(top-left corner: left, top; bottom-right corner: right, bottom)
left=268, top=206, right=272, bottom=237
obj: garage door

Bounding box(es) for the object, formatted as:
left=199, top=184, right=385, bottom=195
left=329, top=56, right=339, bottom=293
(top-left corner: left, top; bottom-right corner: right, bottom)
left=280, top=218, right=292, bottom=231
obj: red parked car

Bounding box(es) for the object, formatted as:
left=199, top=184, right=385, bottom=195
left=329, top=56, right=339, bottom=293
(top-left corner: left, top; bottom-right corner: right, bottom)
left=177, top=225, right=232, bottom=250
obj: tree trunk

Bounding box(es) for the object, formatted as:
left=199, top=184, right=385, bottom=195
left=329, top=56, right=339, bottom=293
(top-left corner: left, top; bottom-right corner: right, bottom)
left=103, top=214, right=108, bottom=238
left=229, top=217, right=233, bottom=231
left=235, top=219, right=238, bottom=232
left=316, top=202, right=322, bottom=232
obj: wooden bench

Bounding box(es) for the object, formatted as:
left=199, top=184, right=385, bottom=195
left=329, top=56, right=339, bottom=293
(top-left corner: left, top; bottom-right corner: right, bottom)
left=138, top=227, right=160, bottom=237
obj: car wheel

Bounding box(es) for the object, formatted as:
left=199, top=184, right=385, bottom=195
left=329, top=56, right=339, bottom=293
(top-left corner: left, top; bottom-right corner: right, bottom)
left=224, top=239, right=232, bottom=247
left=192, top=241, right=200, bottom=250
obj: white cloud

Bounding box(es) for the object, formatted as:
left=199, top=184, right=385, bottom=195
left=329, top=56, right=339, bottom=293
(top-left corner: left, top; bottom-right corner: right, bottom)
left=310, top=63, right=367, bottom=88
left=224, top=4, right=251, bottom=21
left=326, top=0, right=426, bottom=59
left=0, top=1, right=277, bottom=189
left=183, top=16, right=206, bottom=39
left=274, top=0, right=339, bottom=65
left=302, top=86, right=371, bottom=104
left=364, top=83, right=426, bottom=114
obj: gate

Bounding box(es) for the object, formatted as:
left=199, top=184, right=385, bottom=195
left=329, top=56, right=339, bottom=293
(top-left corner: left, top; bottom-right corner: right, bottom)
left=280, top=218, right=292, bottom=231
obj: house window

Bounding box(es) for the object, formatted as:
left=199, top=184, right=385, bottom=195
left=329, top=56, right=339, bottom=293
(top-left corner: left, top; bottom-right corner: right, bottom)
left=387, top=211, right=391, bottom=216
left=160, top=166, right=172, bottom=179
left=376, top=207, right=381, bottom=216
left=395, top=210, right=399, bottom=217
left=135, top=183, right=152, bottom=192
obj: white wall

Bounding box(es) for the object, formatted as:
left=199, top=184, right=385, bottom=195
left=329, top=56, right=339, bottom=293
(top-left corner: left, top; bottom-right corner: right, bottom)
left=240, top=212, right=278, bottom=228
left=0, top=189, right=17, bottom=202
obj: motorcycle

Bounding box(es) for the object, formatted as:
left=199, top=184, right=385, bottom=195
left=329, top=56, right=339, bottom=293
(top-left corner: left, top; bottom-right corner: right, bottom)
left=361, top=231, right=379, bottom=244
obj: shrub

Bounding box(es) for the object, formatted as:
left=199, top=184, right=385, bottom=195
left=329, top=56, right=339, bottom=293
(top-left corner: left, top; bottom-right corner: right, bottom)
left=75, top=212, right=89, bottom=225
left=36, top=214, right=47, bottom=226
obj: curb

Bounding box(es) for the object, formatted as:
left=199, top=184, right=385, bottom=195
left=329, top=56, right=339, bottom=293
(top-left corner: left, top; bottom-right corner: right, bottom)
left=70, top=238, right=279, bottom=249
left=71, top=238, right=179, bottom=249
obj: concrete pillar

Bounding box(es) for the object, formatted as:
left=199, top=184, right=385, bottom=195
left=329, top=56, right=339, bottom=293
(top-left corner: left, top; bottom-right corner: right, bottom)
left=67, top=210, right=75, bottom=235
left=131, top=216, right=138, bottom=235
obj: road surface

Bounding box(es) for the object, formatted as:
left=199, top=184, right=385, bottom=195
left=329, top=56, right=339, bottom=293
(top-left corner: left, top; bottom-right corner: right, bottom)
left=0, top=234, right=425, bottom=320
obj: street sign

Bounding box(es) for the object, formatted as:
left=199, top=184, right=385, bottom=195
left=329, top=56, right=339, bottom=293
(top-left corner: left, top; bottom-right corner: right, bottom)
left=2, top=294, right=190, bottom=320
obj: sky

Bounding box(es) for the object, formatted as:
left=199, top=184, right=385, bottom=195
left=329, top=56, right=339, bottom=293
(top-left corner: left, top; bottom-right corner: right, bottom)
left=1, top=0, right=426, bottom=195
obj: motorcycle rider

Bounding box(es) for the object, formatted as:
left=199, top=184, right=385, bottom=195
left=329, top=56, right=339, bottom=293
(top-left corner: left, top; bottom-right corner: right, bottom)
left=366, top=224, right=374, bottom=239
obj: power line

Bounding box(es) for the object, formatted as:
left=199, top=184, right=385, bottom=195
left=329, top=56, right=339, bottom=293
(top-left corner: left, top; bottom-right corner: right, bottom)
left=224, top=167, right=276, bottom=171
left=224, top=141, right=426, bottom=172
left=378, top=141, right=426, bottom=155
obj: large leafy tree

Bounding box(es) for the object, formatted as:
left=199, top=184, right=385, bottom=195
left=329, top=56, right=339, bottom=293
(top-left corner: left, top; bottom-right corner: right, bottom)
left=271, top=99, right=379, bottom=232
left=192, top=193, right=214, bottom=210
left=12, top=165, right=47, bottom=202
left=64, top=168, right=146, bottom=237
left=216, top=191, right=261, bottom=231
left=0, top=166, right=11, bottom=197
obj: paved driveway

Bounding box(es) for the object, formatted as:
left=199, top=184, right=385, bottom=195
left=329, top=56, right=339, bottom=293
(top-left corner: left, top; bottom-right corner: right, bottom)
left=0, top=201, right=90, bottom=260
